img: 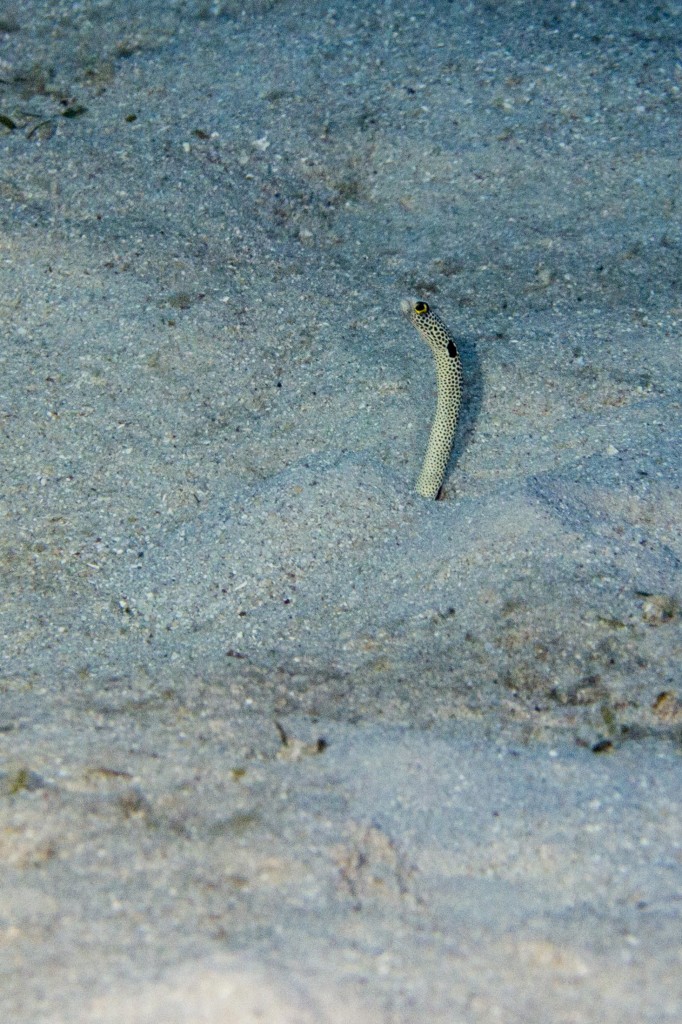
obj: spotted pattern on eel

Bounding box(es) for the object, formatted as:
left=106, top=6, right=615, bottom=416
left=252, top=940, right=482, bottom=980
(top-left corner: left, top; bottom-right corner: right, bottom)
left=402, top=299, right=463, bottom=500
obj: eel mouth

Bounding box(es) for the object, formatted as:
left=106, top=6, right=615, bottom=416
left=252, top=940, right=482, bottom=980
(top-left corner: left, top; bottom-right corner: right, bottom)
left=400, top=298, right=415, bottom=316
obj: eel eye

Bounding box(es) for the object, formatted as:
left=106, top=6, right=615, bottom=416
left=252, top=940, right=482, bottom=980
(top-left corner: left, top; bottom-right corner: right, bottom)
left=414, top=301, right=429, bottom=315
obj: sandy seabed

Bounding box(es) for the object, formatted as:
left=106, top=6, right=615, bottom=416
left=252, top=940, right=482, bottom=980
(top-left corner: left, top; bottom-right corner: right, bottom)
left=1, top=1, right=681, bottom=1020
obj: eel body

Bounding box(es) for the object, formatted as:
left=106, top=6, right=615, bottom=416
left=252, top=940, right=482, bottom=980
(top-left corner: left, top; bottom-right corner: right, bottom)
left=402, top=299, right=463, bottom=500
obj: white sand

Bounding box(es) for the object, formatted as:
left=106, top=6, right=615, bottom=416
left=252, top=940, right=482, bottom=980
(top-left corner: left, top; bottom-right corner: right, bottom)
left=1, top=1, right=680, bottom=1020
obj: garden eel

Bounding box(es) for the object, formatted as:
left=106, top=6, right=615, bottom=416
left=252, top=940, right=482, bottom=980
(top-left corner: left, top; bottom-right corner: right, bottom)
left=401, top=299, right=463, bottom=500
